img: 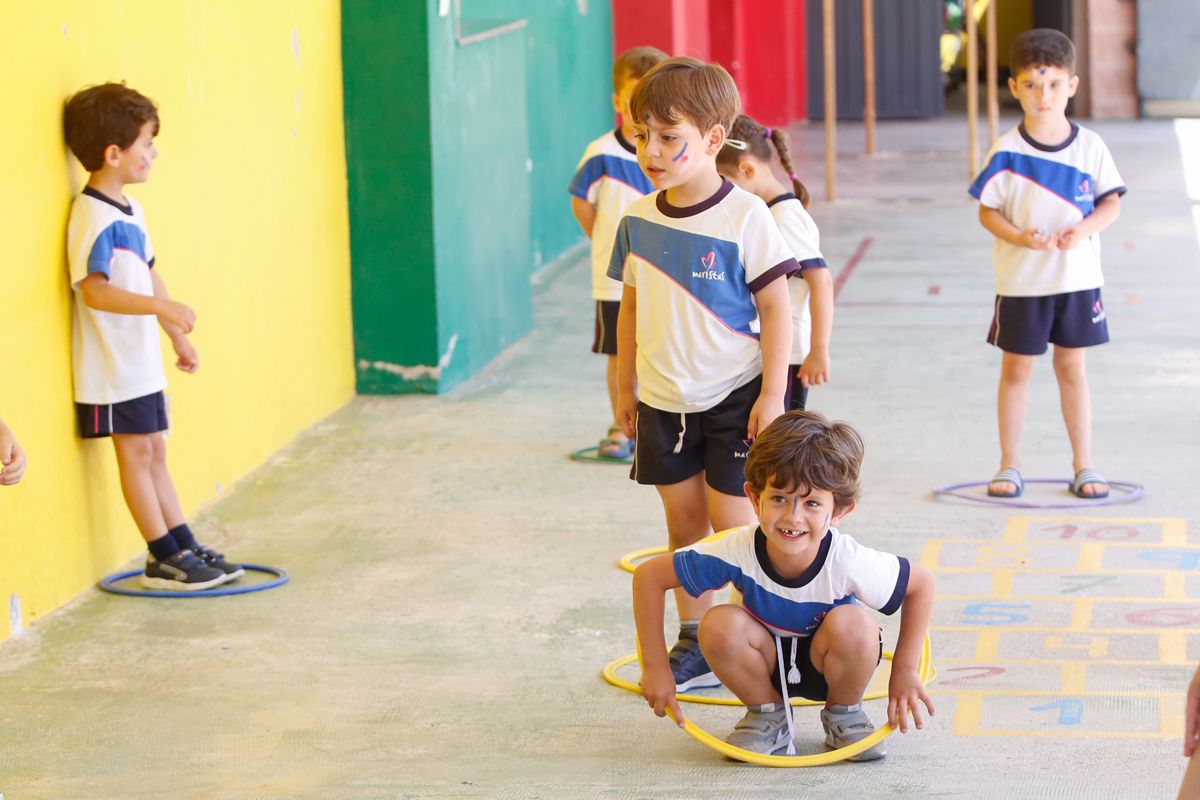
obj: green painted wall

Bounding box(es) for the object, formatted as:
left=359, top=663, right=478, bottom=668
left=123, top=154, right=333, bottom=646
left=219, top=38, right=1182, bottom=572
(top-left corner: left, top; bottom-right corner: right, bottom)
left=342, top=1, right=612, bottom=393
left=462, top=0, right=613, bottom=273
left=342, top=4, right=440, bottom=393
left=427, top=7, right=532, bottom=391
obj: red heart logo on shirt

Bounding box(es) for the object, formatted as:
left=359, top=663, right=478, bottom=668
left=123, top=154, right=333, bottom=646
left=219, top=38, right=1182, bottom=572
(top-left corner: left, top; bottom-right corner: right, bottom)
left=701, top=251, right=715, bottom=271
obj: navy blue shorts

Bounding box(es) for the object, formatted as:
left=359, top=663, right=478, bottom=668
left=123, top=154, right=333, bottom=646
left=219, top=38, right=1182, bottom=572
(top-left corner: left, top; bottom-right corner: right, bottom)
left=987, top=288, right=1110, bottom=355
left=77, top=391, right=168, bottom=439
left=631, top=375, right=760, bottom=496
left=592, top=300, right=620, bottom=355
left=771, top=627, right=883, bottom=701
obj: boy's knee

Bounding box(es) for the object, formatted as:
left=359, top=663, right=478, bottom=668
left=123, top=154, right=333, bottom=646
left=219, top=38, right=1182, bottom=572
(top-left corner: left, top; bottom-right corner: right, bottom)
left=820, top=604, right=878, bottom=653
left=114, top=433, right=154, bottom=463
left=698, top=604, right=752, bottom=653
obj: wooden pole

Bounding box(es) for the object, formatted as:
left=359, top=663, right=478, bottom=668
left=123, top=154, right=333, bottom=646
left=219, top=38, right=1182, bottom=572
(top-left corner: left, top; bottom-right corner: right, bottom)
left=862, top=0, right=876, bottom=156
left=824, top=0, right=837, bottom=200
left=986, top=0, right=999, bottom=146
left=965, top=0, right=979, bottom=176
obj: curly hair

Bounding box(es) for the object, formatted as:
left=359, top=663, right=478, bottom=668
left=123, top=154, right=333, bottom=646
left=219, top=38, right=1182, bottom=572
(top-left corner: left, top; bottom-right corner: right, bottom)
left=744, top=410, right=864, bottom=510
left=1010, top=28, right=1076, bottom=76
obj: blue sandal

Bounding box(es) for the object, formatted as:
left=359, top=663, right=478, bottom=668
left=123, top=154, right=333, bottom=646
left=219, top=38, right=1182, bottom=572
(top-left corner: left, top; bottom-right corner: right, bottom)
left=1070, top=468, right=1109, bottom=499
left=597, top=426, right=634, bottom=460
left=987, top=467, right=1024, bottom=498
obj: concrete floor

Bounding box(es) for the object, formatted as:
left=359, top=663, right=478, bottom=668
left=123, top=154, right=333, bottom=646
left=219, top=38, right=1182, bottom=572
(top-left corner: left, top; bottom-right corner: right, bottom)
left=2, top=113, right=1198, bottom=799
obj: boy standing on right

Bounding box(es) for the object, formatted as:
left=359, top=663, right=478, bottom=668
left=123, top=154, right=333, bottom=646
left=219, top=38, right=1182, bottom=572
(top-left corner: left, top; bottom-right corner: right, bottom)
left=969, top=29, right=1125, bottom=500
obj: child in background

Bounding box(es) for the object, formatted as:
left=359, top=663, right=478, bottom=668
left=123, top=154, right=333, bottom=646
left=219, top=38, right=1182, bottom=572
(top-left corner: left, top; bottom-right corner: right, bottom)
left=62, top=82, right=243, bottom=590
left=633, top=411, right=935, bottom=758
left=1180, top=662, right=1200, bottom=799
left=969, top=29, right=1124, bottom=500
left=569, top=45, right=667, bottom=459
left=610, top=57, right=797, bottom=691
left=717, top=115, right=833, bottom=410
left=0, top=417, right=27, bottom=486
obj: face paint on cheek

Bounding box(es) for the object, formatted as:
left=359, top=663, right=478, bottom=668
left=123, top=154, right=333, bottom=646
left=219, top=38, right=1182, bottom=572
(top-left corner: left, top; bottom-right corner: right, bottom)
left=671, top=141, right=689, bottom=163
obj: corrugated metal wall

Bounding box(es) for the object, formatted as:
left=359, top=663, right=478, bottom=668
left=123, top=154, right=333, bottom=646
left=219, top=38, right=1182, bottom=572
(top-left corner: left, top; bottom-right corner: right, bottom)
left=806, top=0, right=944, bottom=120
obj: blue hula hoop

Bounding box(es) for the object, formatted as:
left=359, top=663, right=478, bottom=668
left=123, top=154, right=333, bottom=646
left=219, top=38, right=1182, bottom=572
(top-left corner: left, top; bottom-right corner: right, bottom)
left=932, top=477, right=1143, bottom=509
left=98, top=563, right=289, bottom=598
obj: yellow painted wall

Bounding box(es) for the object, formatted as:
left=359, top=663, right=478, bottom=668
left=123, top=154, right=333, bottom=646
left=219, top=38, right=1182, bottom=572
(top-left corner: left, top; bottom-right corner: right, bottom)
left=0, top=1, right=354, bottom=642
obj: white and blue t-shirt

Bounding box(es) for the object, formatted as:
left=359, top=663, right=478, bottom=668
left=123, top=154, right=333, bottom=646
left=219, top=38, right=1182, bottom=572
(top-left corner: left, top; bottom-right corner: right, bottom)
left=768, top=193, right=827, bottom=365
left=969, top=123, right=1126, bottom=297
left=569, top=129, right=654, bottom=302
left=607, top=180, right=798, bottom=413
left=674, top=525, right=910, bottom=637
left=67, top=187, right=167, bottom=405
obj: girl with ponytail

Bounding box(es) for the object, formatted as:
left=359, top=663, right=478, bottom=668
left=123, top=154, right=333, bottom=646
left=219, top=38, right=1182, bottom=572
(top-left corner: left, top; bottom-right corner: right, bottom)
left=716, top=115, right=834, bottom=410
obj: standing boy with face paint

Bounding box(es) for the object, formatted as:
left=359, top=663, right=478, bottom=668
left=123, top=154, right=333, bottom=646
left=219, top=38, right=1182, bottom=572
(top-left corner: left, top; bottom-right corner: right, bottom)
left=969, top=29, right=1125, bottom=502
left=607, top=57, right=796, bottom=693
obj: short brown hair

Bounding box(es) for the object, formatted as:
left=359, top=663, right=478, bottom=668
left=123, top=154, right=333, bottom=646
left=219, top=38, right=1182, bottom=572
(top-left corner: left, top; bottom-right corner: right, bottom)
left=628, top=56, right=740, bottom=134
left=613, top=46, right=668, bottom=91
left=744, top=410, right=864, bottom=510
left=1010, top=28, right=1076, bottom=76
left=63, top=82, right=159, bottom=172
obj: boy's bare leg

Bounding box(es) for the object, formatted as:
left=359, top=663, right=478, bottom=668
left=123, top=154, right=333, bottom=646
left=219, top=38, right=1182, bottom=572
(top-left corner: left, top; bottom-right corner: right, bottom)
left=1180, top=751, right=1200, bottom=800
left=657, top=473, right=714, bottom=620
left=706, top=484, right=756, bottom=532
left=991, top=352, right=1035, bottom=495
left=112, top=433, right=171, bottom=548
left=699, top=605, right=781, bottom=706
left=606, top=355, right=621, bottom=426
left=1053, top=345, right=1104, bottom=494
left=810, top=604, right=880, bottom=705
left=148, top=431, right=187, bottom=529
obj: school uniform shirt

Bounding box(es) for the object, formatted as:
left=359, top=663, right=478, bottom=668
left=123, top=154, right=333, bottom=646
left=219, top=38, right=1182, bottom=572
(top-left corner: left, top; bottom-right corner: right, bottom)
left=568, top=129, right=655, bottom=302
left=674, top=525, right=910, bottom=637
left=768, top=193, right=828, bottom=364
left=67, top=187, right=167, bottom=405
left=969, top=122, right=1126, bottom=297
left=606, top=180, right=799, bottom=413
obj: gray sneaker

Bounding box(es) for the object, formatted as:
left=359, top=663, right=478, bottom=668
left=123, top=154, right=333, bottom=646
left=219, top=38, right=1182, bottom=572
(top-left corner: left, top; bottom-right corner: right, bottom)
left=726, top=704, right=792, bottom=754
left=821, top=703, right=886, bottom=761
left=667, top=637, right=721, bottom=691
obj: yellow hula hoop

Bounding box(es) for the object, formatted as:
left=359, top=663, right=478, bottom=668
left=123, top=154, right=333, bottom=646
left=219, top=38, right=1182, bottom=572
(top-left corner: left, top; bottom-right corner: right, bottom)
left=617, top=528, right=739, bottom=573
left=603, top=634, right=935, bottom=767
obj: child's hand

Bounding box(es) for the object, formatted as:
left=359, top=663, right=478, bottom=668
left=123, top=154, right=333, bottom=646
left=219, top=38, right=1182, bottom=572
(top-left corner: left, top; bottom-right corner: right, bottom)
left=1020, top=228, right=1058, bottom=250
left=798, top=351, right=830, bottom=388
left=158, top=299, right=196, bottom=334
left=1056, top=225, right=1084, bottom=249
left=887, top=667, right=935, bottom=733
left=746, top=393, right=785, bottom=441
left=172, top=336, right=200, bottom=373
left=641, top=665, right=685, bottom=727
left=1185, top=664, right=1200, bottom=757
left=616, top=389, right=638, bottom=440
left=0, top=428, right=27, bottom=486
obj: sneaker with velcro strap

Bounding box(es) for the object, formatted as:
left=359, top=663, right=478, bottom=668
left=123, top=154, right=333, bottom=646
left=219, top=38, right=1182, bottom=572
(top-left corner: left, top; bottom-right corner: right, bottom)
left=725, top=704, right=792, bottom=755
left=193, top=544, right=245, bottom=582
left=667, top=637, right=722, bottom=691
left=141, top=549, right=228, bottom=591
left=821, top=703, right=886, bottom=761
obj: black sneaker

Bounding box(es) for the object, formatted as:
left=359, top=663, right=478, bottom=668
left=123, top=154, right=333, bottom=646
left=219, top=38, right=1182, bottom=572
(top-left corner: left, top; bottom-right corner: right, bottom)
left=193, top=544, right=245, bottom=582
left=142, top=550, right=228, bottom=591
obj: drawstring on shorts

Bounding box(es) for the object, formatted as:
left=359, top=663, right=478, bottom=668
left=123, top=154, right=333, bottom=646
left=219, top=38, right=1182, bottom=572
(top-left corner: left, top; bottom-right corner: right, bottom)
left=774, top=635, right=799, bottom=756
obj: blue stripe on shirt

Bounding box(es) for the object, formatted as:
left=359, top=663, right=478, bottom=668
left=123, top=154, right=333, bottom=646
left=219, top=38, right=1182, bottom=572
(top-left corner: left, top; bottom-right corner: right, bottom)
left=968, top=151, right=1098, bottom=215
left=87, top=221, right=151, bottom=277
left=569, top=153, right=654, bottom=199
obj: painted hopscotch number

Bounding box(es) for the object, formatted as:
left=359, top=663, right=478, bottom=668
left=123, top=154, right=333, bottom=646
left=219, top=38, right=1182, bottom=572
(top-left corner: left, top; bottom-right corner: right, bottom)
left=1059, top=574, right=1120, bottom=594
left=962, top=602, right=1032, bottom=626
left=1030, top=698, right=1084, bottom=725
left=1124, top=606, right=1200, bottom=627
left=941, top=666, right=1007, bottom=685
left=1044, top=524, right=1142, bottom=541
